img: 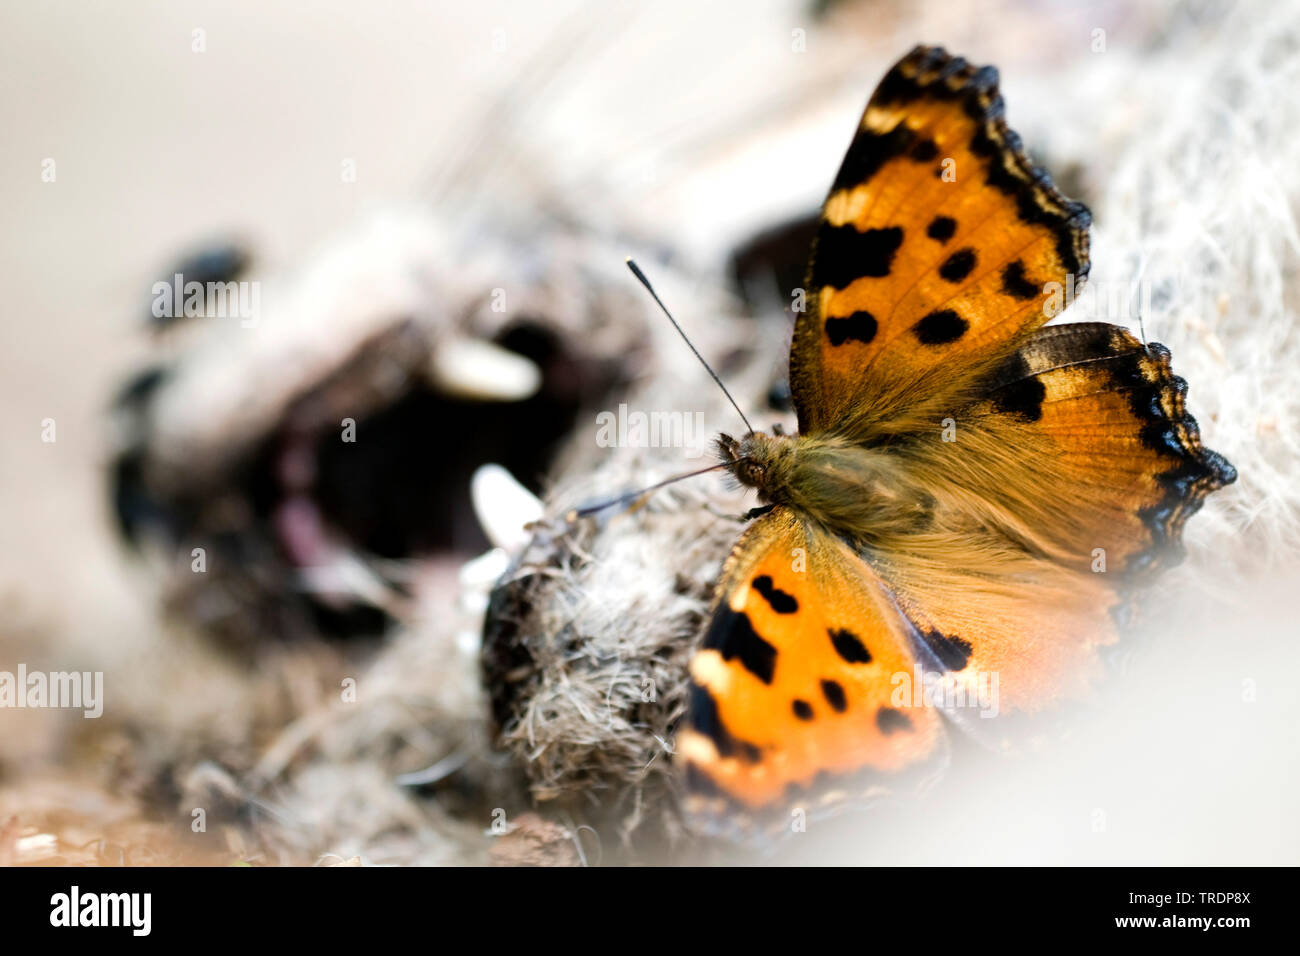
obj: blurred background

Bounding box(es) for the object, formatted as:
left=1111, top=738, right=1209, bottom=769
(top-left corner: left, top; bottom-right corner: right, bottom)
left=1, top=0, right=1297, bottom=865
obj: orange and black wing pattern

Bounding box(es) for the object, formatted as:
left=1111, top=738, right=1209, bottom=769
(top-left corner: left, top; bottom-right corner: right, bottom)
left=871, top=321, right=1236, bottom=718
left=679, top=507, right=946, bottom=835
left=790, top=45, right=1091, bottom=438
left=679, top=46, right=1236, bottom=834
left=975, top=322, right=1237, bottom=580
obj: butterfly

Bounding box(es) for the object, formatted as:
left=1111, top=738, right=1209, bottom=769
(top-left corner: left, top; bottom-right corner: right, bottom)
left=675, top=45, right=1237, bottom=836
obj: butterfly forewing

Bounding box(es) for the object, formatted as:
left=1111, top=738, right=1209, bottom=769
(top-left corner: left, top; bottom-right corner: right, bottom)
left=680, top=506, right=945, bottom=833
left=791, top=45, right=1091, bottom=438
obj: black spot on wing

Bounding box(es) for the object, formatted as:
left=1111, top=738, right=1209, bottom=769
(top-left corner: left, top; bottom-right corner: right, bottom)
left=792, top=699, right=814, bottom=721
left=922, top=629, right=973, bottom=671
left=872, top=45, right=1091, bottom=282
left=828, top=628, right=872, bottom=664
left=981, top=324, right=1234, bottom=582
left=824, top=310, right=877, bottom=347
left=912, top=309, right=968, bottom=345
left=810, top=224, right=904, bottom=290
left=820, top=679, right=848, bottom=713
left=909, top=138, right=939, bottom=162
left=927, top=215, right=957, bottom=242
left=938, top=247, right=977, bottom=282
left=1001, top=259, right=1040, bottom=300
left=702, top=606, right=778, bottom=684
left=972, top=122, right=1092, bottom=280
left=751, top=575, right=798, bottom=613
left=689, top=682, right=763, bottom=762
left=830, top=124, right=917, bottom=192
left=684, top=762, right=728, bottom=800
left=876, top=707, right=914, bottom=735
left=991, top=376, right=1046, bottom=422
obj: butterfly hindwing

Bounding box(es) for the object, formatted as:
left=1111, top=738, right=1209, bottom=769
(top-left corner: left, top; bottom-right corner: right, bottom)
left=790, top=45, right=1091, bottom=438
left=868, top=321, right=1236, bottom=715
left=977, top=322, right=1237, bottom=578
left=680, top=506, right=945, bottom=833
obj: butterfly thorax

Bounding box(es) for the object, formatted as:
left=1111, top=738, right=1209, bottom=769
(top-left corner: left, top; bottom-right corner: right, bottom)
left=718, top=431, right=924, bottom=542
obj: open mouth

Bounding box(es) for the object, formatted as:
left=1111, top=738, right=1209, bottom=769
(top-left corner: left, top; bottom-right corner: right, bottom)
left=114, top=310, right=626, bottom=647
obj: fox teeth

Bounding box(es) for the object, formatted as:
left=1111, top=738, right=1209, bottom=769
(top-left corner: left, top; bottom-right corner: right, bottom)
left=471, top=463, right=543, bottom=551
left=428, top=337, right=541, bottom=401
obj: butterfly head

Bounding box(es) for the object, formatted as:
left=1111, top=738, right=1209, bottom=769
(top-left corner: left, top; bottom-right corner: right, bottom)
left=716, top=430, right=795, bottom=502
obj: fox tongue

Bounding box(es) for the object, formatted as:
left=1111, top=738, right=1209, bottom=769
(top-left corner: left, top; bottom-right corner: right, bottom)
left=273, top=494, right=338, bottom=569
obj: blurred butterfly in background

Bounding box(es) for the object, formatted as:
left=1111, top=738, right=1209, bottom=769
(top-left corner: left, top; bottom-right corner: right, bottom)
left=673, top=45, right=1237, bottom=836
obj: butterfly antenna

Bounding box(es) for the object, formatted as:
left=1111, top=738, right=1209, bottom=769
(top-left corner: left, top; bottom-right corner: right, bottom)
left=625, top=258, right=754, bottom=435
left=566, top=459, right=745, bottom=521
left=1130, top=257, right=1152, bottom=352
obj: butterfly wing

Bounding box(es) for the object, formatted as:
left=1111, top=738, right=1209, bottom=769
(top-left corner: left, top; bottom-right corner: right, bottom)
left=679, top=506, right=946, bottom=834
left=791, top=45, right=1090, bottom=438
left=681, top=46, right=1236, bottom=833
left=785, top=46, right=1234, bottom=719
left=868, top=322, right=1236, bottom=717
left=980, top=323, right=1237, bottom=578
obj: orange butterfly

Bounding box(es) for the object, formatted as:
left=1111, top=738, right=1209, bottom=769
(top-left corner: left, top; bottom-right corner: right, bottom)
left=675, top=46, right=1236, bottom=836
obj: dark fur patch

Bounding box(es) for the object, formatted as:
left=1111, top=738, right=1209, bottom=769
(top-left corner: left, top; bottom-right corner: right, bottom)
left=702, top=607, right=778, bottom=684
left=912, top=309, right=968, bottom=345
left=752, top=575, right=798, bottom=613
left=828, top=627, right=872, bottom=664
left=938, top=247, right=977, bottom=282
left=820, top=679, right=848, bottom=712
left=824, top=310, right=878, bottom=346
left=927, top=215, right=957, bottom=242
left=810, top=224, right=904, bottom=289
